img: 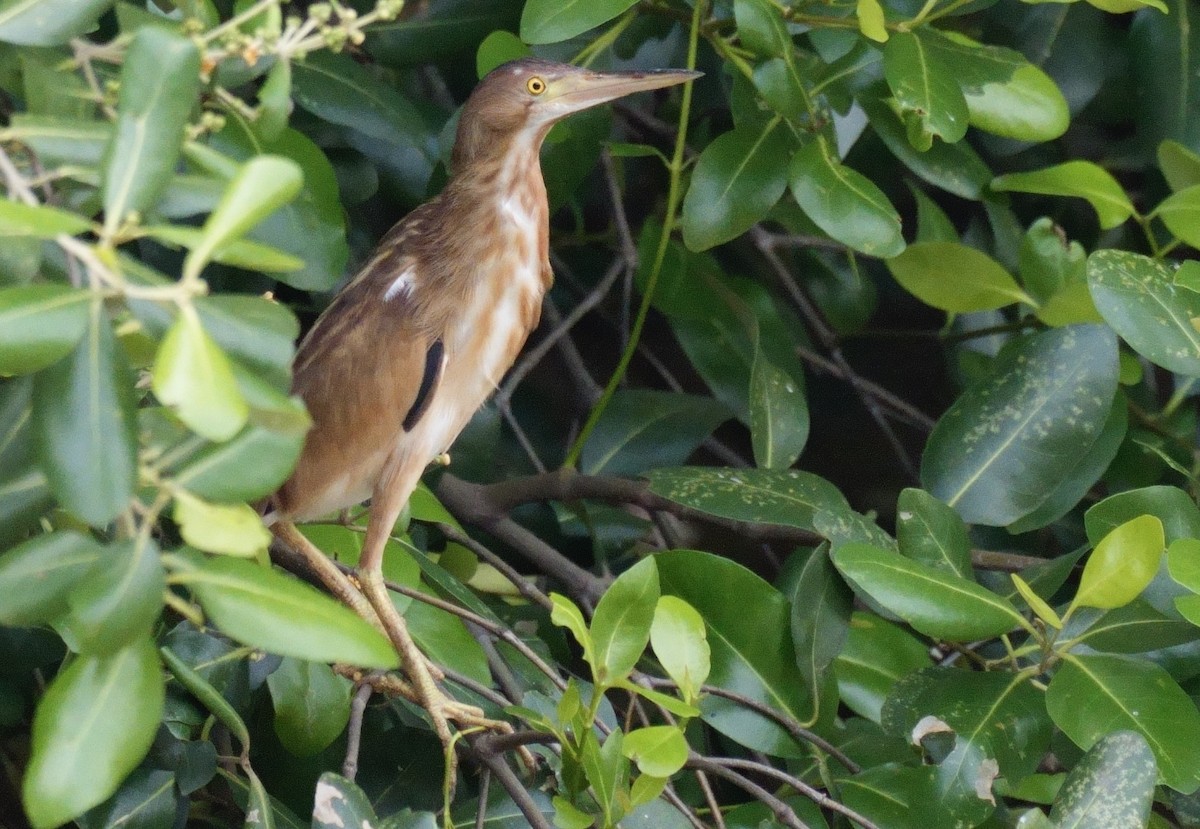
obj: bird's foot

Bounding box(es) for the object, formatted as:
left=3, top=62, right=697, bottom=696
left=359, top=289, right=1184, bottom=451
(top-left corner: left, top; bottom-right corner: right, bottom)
left=356, top=568, right=524, bottom=789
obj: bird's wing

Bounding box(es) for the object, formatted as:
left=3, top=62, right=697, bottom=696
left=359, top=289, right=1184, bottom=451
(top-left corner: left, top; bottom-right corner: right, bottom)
left=276, top=253, right=444, bottom=519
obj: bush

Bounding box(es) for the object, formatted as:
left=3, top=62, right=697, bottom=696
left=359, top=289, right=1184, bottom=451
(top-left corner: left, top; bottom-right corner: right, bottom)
left=1, top=1, right=1200, bottom=828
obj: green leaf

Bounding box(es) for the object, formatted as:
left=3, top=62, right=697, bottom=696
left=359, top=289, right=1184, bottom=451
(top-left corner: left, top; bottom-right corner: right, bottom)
left=782, top=545, right=852, bottom=706
left=143, top=225, right=303, bottom=273
left=102, top=27, right=201, bottom=233
left=1087, top=249, right=1200, bottom=376
left=680, top=122, right=791, bottom=251
left=992, top=162, right=1134, bottom=230
left=0, top=0, right=111, bottom=45
left=657, top=550, right=813, bottom=757
left=912, top=187, right=958, bottom=242
left=267, top=658, right=352, bottom=757
left=920, top=30, right=1068, bottom=142
left=0, top=199, right=90, bottom=237
left=152, top=306, right=249, bottom=442
left=158, top=644, right=250, bottom=752
left=1155, top=184, right=1200, bottom=250
left=622, top=726, right=688, bottom=777
left=1011, top=574, right=1061, bottom=629
left=921, top=325, right=1119, bottom=526
left=22, top=636, right=164, bottom=829
left=591, top=557, right=660, bottom=685
left=749, top=347, right=808, bottom=469
left=66, top=539, right=165, bottom=655
left=520, top=0, right=637, bottom=44
left=883, top=32, right=969, bottom=149
left=1168, top=537, right=1200, bottom=594
left=886, top=241, right=1030, bottom=312
left=1046, top=654, right=1200, bottom=793
left=209, top=125, right=348, bottom=292
left=580, top=390, right=730, bottom=476
left=78, top=768, right=177, bottom=829
left=179, top=556, right=399, bottom=669
left=173, top=492, right=271, bottom=558
left=859, top=95, right=992, bottom=200
left=835, top=612, right=931, bottom=722
left=1073, top=515, right=1164, bottom=611
left=182, top=156, right=303, bottom=280
left=0, top=531, right=101, bottom=626
left=856, top=0, right=888, bottom=42
left=312, top=774, right=379, bottom=829
left=1049, top=731, right=1156, bottom=829
left=789, top=137, right=905, bottom=258
left=551, top=593, right=594, bottom=667
left=734, top=0, right=792, bottom=57
left=895, top=488, right=972, bottom=579
left=0, top=284, right=90, bottom=375
left=32, top=303, right=138, bottom=526
left=1087, top=486, right=1200, bottom=546
left=649, top=595, right=710, bottom=703
left=833, top=542, right=1026, bottom=640
left=1158, top=140, right=1200, bottom=192
left=256, top=59, right=291, bottom=142
left=646, top=467, right=850, bottom=533
left=172, top=418, right=305, bottom=504
left=882, top=668, right=1052, bottom=816
left=1019, top=217, right=1087, bottom=305
left=475, top=30, right=530, bottom=78
left=1074, top=599, right=1196, bottom=654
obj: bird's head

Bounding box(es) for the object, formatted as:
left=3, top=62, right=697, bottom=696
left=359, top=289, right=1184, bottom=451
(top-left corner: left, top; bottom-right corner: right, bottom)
left=452, top=58, right=700, bottom=172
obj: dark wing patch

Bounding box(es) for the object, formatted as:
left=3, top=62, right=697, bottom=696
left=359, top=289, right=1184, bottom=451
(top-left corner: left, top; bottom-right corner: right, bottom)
left=403, top=338, right=443, bottom=431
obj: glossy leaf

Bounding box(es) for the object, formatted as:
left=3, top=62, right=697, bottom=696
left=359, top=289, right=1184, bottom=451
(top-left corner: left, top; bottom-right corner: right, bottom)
left=1019, top=217, right=1087, bottom=304
left=734, top=0, right=792, bottom=57
left=0, top=284, right=90, bottom=375
left=835, top=612, right=931, bottom=722
left=883, top=32, right=969, bottom=149
left=1155, top=184, right=1200, bottom=249
left=921, top=325, right=1118, bottom=526
left=520, top=0, right=637, bottom=44
left=158, top=644, right=250, bottom=752
left=790, top=137, right=904, bottom=258
left=581, top=390, right=729, bottom=476
left=267, top=658, right=352, bottom=757
left=1075, top=599, right=1196, bottom=654
left=623, top=726, right=688, bottom=777
left=1046, top=654, right=1200, bottom=793
left=591, top=557, right=659, bottom=685
left=102, top=27, right=201, bottom=232
left=180, top=556, right=399, bottom=669
left=992, top=162, right=1134, bottom=230
left=856, top=0, right=887, bottom=42
left=0, top=199, right=90, bottom=237
left=749, top=347, right=808, bottom=469
left=151, top=307, right=249, bottom=442
left=650, top=595, right=710, bottom=702
left=833, top=542, right=1025, bottom=640
left=895, top=488, right=971, bottom=579
left=22, top=637, right=164, bottom=829
left=0, top=531, right=101, bottom=626
left=183, top=156, right=303, bottom=279
left=173, top=420, right=305, bottom=504
left=886, top=241, right=1030, bottom=312
left=859, top=95, right=992, bottom=200
left=657, top=550, right=813, bottom=757
left=646, top=467, right=850, bottom=533
left=66, top=539, right=164, bottom=655
left=0, top=0, right=111, bottom=45
left=1158, top=140, right=1200, bottom=192
left=312, top=774, right=379, bottom=829
left=882, top=668, right=1051, bottom=816
left=32, top=304, right=138, bottom=526
left=77, top=768, right=177, bottom=829
left=1087, top=486, right=1200, bottom=547
left=1168, top=537, right=1200, bottom=594
left=921, top=30, right=1068, bottom=142
left=1073, top=515, right=1164, bottom=611
left=1012, top=574, right=1061, bottom=629
left=143, top=225, right=303, bottom=273
left=1049, top=731, right=1156, bottom=829
left=173, top=492, right=271, bottom=558
left=783, top=545, right=852, bottom=702
left=680, top=122, right=790, bottom=251
left=1087, top=249, right=1200, bottom=376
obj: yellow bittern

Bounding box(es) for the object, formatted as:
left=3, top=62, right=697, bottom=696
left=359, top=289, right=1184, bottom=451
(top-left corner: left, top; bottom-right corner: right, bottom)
left=266, top=59, right=698, bottom=759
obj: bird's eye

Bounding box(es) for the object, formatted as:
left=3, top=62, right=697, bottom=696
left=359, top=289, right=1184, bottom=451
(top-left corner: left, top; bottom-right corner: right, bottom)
left=526, top=77, right=546, bottom=95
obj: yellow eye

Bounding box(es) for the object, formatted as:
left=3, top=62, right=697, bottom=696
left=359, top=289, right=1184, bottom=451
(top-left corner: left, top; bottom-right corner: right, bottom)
left=526, top=76, right=546, bottom=95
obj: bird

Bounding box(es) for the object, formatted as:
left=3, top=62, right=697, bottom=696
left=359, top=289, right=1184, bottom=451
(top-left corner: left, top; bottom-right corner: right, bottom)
left=265, top=58, right=699, bottom=765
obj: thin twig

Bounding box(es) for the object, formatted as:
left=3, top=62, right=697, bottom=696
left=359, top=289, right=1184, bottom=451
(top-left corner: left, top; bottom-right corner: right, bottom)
left=685, top=755, right=811, bottom=829
left=712, top=756, right=882, bottom=829
left=342, top=680, right=375, bottom=781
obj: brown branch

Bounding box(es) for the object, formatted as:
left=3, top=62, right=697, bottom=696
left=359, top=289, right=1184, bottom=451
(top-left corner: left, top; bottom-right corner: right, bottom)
left=704, top=756, right=882, bottom=829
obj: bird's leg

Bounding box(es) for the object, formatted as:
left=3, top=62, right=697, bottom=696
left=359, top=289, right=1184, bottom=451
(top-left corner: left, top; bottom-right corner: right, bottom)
left=271, top=520, right=382, bottom=633
left=357, top=470, right=517, bottom=788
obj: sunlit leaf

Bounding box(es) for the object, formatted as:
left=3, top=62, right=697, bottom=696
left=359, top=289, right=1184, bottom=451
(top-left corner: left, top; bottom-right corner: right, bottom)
left=992, top=162, right=1134, bottom=230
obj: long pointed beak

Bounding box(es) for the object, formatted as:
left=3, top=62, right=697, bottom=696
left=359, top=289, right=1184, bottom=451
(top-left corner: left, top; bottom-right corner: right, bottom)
left=551, top=67, right=702, bottom=115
